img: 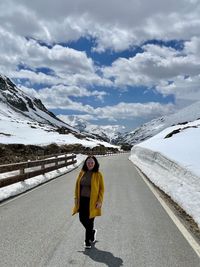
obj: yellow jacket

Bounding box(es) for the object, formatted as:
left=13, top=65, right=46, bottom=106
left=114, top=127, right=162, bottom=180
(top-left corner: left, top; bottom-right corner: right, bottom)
left=72, top=170, right=105, bottom=218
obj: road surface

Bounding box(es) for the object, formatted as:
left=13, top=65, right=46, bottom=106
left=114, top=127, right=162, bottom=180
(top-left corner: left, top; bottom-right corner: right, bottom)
left=0, top=154, right=200, bottom=266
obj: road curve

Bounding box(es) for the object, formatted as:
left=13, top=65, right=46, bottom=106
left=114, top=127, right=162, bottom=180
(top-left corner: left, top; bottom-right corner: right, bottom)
left=0, top=154, right=199, bottom=266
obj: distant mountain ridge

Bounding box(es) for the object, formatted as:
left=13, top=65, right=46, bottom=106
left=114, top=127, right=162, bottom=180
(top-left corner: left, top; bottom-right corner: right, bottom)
left=61, top=102, right=200, bottom=147
left=123, top=101, right=200, bottom=145
left=62, top=115, right=125, bottom=143
left=2, top=74, right=199, bottom=148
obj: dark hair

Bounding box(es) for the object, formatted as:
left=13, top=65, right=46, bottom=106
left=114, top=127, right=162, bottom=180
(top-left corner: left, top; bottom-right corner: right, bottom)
left=82, top=156, right=99, bottom=172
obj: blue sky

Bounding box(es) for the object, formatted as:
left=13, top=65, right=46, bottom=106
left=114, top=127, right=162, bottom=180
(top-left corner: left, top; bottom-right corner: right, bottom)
left=0, top=0, right=200, bottom=131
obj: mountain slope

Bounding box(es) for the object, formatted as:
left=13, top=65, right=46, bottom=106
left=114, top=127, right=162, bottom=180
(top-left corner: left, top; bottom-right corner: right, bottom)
left=0, top=74, right=119, bottom=150
left=123, top=101, right=200, bottom=145
left=0, top=74, right=76, bottom=131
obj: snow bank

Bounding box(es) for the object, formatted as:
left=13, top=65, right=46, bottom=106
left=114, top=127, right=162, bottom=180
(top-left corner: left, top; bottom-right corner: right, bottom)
left=130, top=146, right=200, bottom=228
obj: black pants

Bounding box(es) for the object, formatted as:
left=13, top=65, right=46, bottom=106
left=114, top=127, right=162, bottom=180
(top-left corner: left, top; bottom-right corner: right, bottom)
left=79, top=196, right=94, bottom=242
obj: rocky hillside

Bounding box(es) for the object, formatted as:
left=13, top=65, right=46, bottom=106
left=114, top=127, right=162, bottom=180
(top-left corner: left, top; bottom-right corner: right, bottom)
left=0, top=74, right=76, bottom=132
left=0, top=74, right=117, bottom=143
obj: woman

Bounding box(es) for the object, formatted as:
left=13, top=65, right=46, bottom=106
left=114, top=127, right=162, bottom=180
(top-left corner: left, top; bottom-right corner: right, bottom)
left=72, top=155, right=105, bottom=249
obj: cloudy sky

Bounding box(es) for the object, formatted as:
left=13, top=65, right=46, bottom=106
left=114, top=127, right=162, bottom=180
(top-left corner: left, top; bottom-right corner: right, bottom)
left=1, top=0, right=200, bottom=131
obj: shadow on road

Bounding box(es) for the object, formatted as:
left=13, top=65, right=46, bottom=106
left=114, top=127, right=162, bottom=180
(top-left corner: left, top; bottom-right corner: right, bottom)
left=78, top=244, right=123, bottom=267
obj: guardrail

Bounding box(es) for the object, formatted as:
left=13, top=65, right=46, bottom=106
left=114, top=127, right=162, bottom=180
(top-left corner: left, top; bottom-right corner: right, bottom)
left=0, top=154, right=77, bottom=188
left=0, top=150, right=130, bottom=188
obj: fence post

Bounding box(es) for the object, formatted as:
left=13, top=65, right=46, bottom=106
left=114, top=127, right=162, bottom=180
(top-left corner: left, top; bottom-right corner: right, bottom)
left=65, top=154, right=68, bottom=165
left=73, top=154, right=76, bottom=167
left=55, top=155, right=58, bottom=167
left=41, top=162, right=45, bottom=174
left=20, top=168, right=24, bottom=175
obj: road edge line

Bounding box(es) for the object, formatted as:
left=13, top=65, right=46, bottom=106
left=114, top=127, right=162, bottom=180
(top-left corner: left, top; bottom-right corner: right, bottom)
left=135, top=165, right=200, bottom=258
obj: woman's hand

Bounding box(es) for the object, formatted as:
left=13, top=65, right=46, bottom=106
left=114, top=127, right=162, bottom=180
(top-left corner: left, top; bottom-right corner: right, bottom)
left=96, top=201, right=102, bottom=209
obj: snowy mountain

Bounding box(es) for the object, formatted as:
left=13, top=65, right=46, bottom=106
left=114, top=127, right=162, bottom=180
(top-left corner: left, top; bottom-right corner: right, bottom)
left=62, top=115, right=125, bottom=143
left=123, top=101, right=200, bottom=145
left=0, top=74, right=76, bottom=131
left=0, top=74, right=118, bottom=150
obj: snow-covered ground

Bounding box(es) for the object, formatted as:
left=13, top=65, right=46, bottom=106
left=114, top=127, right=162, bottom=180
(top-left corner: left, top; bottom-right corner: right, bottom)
left=0, top=154, right=86, bottom=202
left=0, top=97, right=118, bottom=148
left=0, top=115, right=118, bottom=149
left=130, top=119, right=200, bottom=228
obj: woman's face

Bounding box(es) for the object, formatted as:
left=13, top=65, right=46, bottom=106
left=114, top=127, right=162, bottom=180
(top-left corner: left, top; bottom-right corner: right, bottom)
left=86, top=158, right=95, bottom=170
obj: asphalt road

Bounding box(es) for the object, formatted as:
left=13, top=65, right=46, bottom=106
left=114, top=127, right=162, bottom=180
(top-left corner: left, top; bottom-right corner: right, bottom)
left=0, top=154, right=200, bottom=267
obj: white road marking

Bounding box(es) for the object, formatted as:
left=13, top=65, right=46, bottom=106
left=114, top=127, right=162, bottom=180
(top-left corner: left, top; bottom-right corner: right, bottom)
left=135, top=165, right=200, bottom=258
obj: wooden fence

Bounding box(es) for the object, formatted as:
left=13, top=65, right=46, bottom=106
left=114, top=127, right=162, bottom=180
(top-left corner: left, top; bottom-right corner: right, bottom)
left=0, top=154, right=77, bottom=188
left=0, top=150, right=130, bottom=188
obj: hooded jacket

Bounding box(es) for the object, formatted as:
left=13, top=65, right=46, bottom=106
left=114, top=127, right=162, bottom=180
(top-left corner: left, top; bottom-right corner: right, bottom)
left=72, top=170, right=104, bottom=218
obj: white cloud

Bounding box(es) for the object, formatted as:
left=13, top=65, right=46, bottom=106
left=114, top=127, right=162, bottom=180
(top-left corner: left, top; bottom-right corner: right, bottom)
left=103, top=43, right=200, bottom=101
left=0, top=28, right=25, bottom=74
left=57, top=102, right=173, bottom=124
left=157, top=75, right=200, bottom=100
left=184, top=37, right=200, bottom=58
left=58, top=114, right=96, bottom=123
left=0, top=29, right=113, bottom=89
left=20, top=81, right=175, bottom=122
left=0, top=29, right=93, bottom=73
left=91, top=25, right=136, bottom=53
left=1, top=0, right=200, bottom=129
left=19, top=84, right=107, bottom=111
left=12, top=70, right=61, bottom=86
left=22, top=40, right=94, bottom=75
left=93, top=102, right=175, bottom=121
left=38, top=85, right=107, bottom=103
left=1, top=0, right=200, bottom=51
